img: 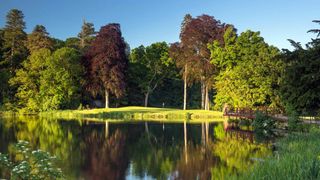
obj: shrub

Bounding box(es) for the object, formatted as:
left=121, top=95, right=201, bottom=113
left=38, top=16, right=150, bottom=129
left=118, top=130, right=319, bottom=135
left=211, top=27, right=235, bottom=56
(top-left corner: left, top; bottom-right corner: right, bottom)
left=286, top=104, right=303, bottom=132
left=0, top=140, right=64, bottom=179
left=252, top=111, right=276, bottom=141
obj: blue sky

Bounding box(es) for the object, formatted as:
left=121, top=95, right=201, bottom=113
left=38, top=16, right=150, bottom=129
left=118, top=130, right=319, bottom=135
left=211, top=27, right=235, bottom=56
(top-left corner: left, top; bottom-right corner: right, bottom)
left=0, top=0, right=319, bottom=50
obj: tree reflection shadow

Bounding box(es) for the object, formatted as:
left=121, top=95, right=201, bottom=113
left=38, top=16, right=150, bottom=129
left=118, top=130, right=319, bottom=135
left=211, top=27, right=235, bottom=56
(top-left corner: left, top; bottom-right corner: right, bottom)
left=0, top=117, right=272, bottom=179
left=174, top=142, right=220, bottom=179
left=82, top=129, right=129, bottom=180
left=174, top=123, right=271, bottom=179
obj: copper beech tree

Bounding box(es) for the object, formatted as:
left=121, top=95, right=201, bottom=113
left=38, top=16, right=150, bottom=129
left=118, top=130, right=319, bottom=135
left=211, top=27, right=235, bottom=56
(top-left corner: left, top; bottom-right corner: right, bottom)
left=84, top=23, right=128, bottom=108
left=170, top=14, right=228, bottom=110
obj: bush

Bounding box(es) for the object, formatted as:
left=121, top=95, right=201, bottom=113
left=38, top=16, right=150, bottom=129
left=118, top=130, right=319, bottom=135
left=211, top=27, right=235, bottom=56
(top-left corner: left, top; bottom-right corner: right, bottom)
left=0, top=140, right=64, bottom=179
left=252, top=111, right=276, bottom=141
left=286, top=104, right=303, bottom=132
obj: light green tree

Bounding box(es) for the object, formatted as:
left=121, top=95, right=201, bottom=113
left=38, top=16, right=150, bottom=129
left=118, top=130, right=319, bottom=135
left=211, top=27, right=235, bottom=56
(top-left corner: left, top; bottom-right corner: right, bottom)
left=209, top=28, right=283, bottom=109
left=10, top=49, right=51, bottom=112
left=40, top=47, right=83, bottom=111
left=10, top=48, right=83, bottom=111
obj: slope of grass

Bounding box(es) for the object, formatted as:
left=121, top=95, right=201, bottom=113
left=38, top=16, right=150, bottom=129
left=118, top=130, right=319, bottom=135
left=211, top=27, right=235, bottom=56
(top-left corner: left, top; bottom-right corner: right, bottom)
left=237, top=127, right=320, bottom=180
left=39, top=106, right=225, bottom=122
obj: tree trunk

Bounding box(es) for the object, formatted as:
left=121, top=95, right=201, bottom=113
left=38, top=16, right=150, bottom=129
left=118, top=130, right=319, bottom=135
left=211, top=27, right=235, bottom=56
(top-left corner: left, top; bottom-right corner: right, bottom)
left=80, top=38, right=84, bottom=48
left=184, top=121, right=188, bottom=164
left=11, top=38, right=14, bottom=73
left=144, top=91, right=149, bottom=107
left=201, top=80, right=205, bottom=110
left=105, top=121, right=109, bottom=138
left=183, top=64, right=188, bottom=110
left=205, top=85, right=209, bottom=110
left=184, top=121, right=187, bottom=150
left=205, top=121, right=209, bottom=144
left=201, top=122, right=205, bottom=146
left=105, top=89, right=109, bottom=108
left=145, top=122, right=149, bottom=134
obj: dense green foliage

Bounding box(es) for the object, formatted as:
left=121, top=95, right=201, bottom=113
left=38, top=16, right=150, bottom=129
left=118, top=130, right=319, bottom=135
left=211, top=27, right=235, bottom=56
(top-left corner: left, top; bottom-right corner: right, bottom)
left=209, top=27, right=283, bottom=109
left=252, top=111, right=276, bottom=141
left=0, top=9, right=28, bottom=109
left=0, top=8, right=319, bottom=115
left=280, top=38, right=320, bottom=115
left=10, top=48, right=83, bottom=112
left=129, top=42, right=175, bottom=107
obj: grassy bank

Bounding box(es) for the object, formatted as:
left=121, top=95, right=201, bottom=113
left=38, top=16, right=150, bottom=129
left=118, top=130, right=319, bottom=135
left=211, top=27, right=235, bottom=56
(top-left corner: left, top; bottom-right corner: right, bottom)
left=39, top=106, right=225, bottom=122
left=238, top=127, right=320, bottom=180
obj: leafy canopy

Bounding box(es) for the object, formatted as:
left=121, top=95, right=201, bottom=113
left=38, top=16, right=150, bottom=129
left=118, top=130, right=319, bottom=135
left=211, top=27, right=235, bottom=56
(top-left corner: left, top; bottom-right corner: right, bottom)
left=10, top=47, right=83, bottom=112
left=209, top=28, right=283, bottom=109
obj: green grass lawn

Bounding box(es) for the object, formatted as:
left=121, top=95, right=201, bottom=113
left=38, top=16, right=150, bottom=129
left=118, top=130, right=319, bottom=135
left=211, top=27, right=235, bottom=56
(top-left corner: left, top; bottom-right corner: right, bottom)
left=40, top=106, right=226, bottom=122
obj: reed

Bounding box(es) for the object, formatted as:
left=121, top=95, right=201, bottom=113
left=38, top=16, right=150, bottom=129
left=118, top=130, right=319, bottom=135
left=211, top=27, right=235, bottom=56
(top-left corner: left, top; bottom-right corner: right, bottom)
left=237, top=127, right=320, bottom=180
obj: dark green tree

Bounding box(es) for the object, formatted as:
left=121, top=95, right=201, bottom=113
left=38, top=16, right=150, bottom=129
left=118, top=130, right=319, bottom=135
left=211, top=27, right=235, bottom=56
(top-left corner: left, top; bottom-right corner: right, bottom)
left=307, top=20, right=320, bottom=37
left=65, top=37, right=81, bottom=50
left=2, top=9, right=28, bottom=72
left=27, top=25, right=53, bottom=52
left=0, top=29, right=7, bottom=106
left=0, top=9, right=28, bottom=108
left=130, top=42, right=172, bottom=107
left=0, top=29, right=4, bottom=61
left=280, top=39, right=320, bottom=114
left=78, top=20, right=95, bottom=49
left=50, top=38, right=65, bottom=50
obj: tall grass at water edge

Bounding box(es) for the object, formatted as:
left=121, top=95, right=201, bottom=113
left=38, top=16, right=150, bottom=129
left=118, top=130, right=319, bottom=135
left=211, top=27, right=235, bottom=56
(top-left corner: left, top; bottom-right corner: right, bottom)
left=237, top=127, right=320, bottom=180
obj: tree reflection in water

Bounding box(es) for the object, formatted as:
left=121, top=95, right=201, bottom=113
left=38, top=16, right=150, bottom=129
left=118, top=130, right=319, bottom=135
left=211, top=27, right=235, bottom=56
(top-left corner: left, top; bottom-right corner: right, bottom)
left=0, top=117, right=271, bottom=179
left=174, top=123, right=271, bottom=179
left=174, top=143, right=220, bottom=179
left=83, top=129, right=128, bottom=180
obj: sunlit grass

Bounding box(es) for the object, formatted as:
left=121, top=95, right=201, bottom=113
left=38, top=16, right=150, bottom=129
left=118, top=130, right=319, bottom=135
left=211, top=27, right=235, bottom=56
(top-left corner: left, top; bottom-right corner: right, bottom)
left=39, top=106, right=226, bottom=122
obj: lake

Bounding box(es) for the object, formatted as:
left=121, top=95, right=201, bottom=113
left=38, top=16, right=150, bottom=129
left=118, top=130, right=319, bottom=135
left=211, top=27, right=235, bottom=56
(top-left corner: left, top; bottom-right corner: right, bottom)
left=0, top=116, right=271, bottom=179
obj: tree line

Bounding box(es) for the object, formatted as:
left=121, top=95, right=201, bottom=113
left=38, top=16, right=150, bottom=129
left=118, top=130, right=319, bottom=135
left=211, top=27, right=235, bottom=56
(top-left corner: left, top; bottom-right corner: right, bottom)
left=0, top=9, right=319, bottom=115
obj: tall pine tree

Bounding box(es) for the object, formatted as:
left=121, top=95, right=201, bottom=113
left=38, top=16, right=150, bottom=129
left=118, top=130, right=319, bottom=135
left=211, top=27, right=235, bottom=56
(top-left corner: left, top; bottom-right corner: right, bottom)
left=1, top=9, right=27, bottom=108
left=78, top=20, right=95, bottom=49
left=3, top=9, right=27, bottom=72
left=27, top=25, right=53, bottom=52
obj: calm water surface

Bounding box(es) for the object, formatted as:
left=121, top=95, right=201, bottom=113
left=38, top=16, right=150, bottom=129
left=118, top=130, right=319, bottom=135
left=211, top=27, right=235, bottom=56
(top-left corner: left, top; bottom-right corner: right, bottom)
left=0, top=116, right=271, bottom=179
